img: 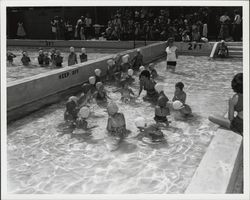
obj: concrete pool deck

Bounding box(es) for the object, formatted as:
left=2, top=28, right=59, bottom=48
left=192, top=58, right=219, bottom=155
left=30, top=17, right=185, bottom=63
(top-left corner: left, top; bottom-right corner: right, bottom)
left=185, top=129, right=243, bottom=193
left=6, top=40, right=244, bottom=194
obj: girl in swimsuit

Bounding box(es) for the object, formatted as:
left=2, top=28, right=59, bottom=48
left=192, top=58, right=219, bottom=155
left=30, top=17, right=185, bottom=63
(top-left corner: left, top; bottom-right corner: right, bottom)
left=209, top=73, right=243, bottom=135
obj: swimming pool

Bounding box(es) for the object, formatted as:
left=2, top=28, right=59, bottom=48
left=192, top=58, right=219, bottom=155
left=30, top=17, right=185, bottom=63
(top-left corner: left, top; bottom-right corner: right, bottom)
left=7, top=56, right=242, bottom=194
left=7, top=47, right=122, bottom=82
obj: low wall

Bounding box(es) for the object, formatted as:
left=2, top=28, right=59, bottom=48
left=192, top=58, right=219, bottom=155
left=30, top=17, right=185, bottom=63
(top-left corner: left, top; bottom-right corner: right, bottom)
left=7, top=39, right=214, bottom=56
left=7, top=39, right=156, bottom=49
left=7, top=41, right=167, bottom=122
left=185, top=129, right=243, bottom=193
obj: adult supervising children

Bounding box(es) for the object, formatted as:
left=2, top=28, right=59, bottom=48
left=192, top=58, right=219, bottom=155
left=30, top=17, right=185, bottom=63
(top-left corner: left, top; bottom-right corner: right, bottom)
left=165, top=38, right=178, bottom=73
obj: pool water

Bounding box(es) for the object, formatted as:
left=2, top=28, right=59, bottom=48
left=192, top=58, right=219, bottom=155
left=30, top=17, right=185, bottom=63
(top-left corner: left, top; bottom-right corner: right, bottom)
left=7, top=47, right=122, bottom=82
left=7, top=56, right=243, bottom=194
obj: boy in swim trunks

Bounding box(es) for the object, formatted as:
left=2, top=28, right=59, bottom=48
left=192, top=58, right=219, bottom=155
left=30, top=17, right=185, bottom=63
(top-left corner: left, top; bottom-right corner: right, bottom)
left=172, top=82, right=186, bottom=104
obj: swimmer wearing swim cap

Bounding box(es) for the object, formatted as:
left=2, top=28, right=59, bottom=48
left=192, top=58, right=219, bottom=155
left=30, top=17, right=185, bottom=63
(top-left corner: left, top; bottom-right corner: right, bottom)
left=106, top=102, right=127, bottom=142
left=80, top=48, right=88, bottom=63
left=135, top=117, right=164, bottom=142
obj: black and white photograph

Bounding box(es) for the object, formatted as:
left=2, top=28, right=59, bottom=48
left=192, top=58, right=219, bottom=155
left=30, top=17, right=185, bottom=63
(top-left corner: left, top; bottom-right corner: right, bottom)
left=0, top=1, right=249, bottom=200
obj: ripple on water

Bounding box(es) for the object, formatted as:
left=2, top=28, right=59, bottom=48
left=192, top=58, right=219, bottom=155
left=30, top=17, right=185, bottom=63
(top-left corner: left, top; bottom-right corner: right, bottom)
left=7, top=56, right=242, bottom=193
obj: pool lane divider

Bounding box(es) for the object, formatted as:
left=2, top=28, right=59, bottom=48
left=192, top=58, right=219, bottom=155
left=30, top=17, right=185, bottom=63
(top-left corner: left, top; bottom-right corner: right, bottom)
left=7, top=41, right=167, bottom=123
left=185, top=129, right=243, bottom=193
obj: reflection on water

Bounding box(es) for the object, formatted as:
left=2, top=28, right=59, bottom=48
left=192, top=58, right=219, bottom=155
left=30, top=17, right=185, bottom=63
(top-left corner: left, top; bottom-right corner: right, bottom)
left=7, top=56, right=242, bottom=194
left=7, top=47, right=120, bottom=82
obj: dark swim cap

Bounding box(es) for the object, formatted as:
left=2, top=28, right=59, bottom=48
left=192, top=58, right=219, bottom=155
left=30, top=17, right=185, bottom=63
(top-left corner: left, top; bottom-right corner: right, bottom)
left=140, top=70, right=151, bottom=79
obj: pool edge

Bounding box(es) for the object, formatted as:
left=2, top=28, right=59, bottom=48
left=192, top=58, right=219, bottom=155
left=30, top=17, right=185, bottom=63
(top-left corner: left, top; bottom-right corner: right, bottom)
left=185, top=128, right=243, bottom=194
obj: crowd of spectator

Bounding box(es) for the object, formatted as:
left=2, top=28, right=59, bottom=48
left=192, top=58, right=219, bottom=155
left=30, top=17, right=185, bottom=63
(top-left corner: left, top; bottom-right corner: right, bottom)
left=50, top=14, right=93, bottom=40
left=48, top=8, right=242, bottom=42
left=103, top=8, right=209, bottom=42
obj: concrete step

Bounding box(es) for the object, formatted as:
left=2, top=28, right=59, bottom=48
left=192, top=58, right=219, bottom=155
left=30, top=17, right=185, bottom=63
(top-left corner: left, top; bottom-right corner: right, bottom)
left=224, top=42, right=242, bottom=46
left=229, top=51, right=243, bottom=56
left=229, top=54, right=242, bottom=58
left=228, top=46, right=243, bottom=50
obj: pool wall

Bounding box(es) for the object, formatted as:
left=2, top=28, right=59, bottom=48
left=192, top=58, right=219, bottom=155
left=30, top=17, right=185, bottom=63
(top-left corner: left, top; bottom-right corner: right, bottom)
left=185, top=129, right=243, bottom=193
left=7, top=39, right=214, bottom=55
left=7, top=41, right=167, bottom=122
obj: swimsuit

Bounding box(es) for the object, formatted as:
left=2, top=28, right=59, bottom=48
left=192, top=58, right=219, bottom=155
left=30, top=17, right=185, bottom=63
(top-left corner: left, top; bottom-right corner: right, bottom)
left=230, top=94, right=243, bottom=135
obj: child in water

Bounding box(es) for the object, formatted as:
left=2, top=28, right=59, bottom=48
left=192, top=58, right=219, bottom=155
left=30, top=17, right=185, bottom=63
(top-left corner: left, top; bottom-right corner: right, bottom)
left=138, top=70, right=158, bottom=102
left=75, top=106, right=90, bottom=130
left=21, top=51, right=31, bottom=66
left=80, top=48, right=88, bottom=63
left=55, top=50, right=63, bottom=68
left=135, top=117, right=164, bottom=142
left=131, top=48, right=143, bottom=71
left=148, top=63, right=158, bottom=79
left=68, top=47, right=78, bottom=66
left=106, top=59, right=116, bottom=81
left=43, top=52, right=51, bottom=66
left=106, top=102, right=127, bottom=142
left=94, top=69, right=102, bottom=84
left=126, top=69, right=135, bottom=84
left=113, top=80, right=135, bottom=103
left=38, top=49, right=45, bottom=66
left=50, top=48, right=56, bottom=65
left=154, top=84, right=170, bottom=125
left=217, top=40, right=229, bottom=58
left=64, top=96, right=90, bottom=129
left=64, top=96, right=80, bottom=124
left=166, top=37, right=178, bottom=72
left=81, top=76, right=97, bottom=103
left=209, top=73, right=243, bottom=135
left=172, top=100, right=192, bottom=117
left=93, top=82, right=110, bottom=102
left=7, top=52, right=16, bottom=65
left=172, top=82, right=186, bottom=104
left=120, top=54, right=131, bottom=79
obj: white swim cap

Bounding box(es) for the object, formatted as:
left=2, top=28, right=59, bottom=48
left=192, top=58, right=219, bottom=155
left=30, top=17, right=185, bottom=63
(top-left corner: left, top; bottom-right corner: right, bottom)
left=173, top=100, right=184, bottom=110
left=136, top=48, right=141, bottom=52
left=107, top=59, right=114, bottom=66
left=122, top=54, right=129, bottom=63
left=81, top=48, right=86, bottom=53
left=201, top=37, right=208, bottom=43
left=128, top=69, right=134, bottom=76
left=89, top=76, right=96, bottom=85
left=135, top=117, right=146, bottom=128
left=68, top=96, right=78, bottom=104
left=96, top=82, right=103, bottom=90
left=95, top=69, right=101, bottom=76
left=148, top=63, right=154, bottom=68
left=70, top=47, right=75, bottom=52
left=139, top=66, right=145, bottom=72
left=154, top=83, right=164, bottom=93
left=107, top=102, right=119, bottom=115
left=79, top=106, right=90, bottom=119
